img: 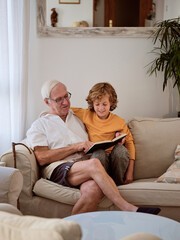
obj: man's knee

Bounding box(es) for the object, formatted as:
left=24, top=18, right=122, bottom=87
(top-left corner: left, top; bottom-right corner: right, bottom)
left=80, top=180, right=103, bottom=203
left=89, top=158, right=103, bottom=171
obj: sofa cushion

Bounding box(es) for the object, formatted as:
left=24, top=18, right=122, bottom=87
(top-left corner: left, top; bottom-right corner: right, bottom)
left=0, top=211, right=82, bottom=240
left=118, top=178, right=180, bottom=206
left=128, top=118, right=180, bottom=180
left=33, top=178, right=113, bottom=208
left=33, top=177, right=180, bottom=209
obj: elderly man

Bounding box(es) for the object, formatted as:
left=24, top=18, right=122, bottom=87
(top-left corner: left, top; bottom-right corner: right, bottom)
left=26, top=80, right=160, bottom=215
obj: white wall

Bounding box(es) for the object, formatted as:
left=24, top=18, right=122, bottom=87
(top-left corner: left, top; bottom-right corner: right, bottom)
left=163, top=0, right=180, bottom=20
left=26, top=0, right=179, bottom=132
left=46, top=0, right=93, bottom=27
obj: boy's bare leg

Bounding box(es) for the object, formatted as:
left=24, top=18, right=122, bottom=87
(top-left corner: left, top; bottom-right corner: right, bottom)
left=67, top=158, right=137, bottom=212
left=71, top=180, right=104, bottom=215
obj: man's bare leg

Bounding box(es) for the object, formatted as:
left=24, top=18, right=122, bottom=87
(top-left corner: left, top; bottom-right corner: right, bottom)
left=71, top=180, right=104, bottom=215
left=67, top=158, right=137, bottom=212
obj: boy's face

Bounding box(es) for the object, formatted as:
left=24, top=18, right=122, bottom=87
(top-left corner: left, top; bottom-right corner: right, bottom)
left=93, top=95, right=111, bottom=119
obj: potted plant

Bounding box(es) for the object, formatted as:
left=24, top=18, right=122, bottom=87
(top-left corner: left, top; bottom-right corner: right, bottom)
left=147, top=17, right=180, bottom=117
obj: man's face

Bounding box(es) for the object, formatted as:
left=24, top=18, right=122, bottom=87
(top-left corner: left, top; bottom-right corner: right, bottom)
left=48, top=83, right=70, bottom=119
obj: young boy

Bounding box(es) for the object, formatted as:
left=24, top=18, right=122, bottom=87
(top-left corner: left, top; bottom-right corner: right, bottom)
left=72, top=82, right=135, bottom=186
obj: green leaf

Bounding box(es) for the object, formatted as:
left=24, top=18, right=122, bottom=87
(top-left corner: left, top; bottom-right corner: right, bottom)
left=147, top=17, right=180, bottom=92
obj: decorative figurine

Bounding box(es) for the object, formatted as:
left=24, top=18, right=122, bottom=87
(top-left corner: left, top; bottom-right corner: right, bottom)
left=51, top=8, right=58, bottom=27
left=79, top=21, right=89, bottom=27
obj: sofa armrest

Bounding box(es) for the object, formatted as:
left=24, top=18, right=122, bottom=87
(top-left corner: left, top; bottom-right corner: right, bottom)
left=0, top=211, right=82, bottom=240
left=0, top=167, right=23, bottom=207
left=0, top=162, right=6, bottom=166
left=0, top=143, right=39, bottom=199
left=0, top=203, right=22, bottom=215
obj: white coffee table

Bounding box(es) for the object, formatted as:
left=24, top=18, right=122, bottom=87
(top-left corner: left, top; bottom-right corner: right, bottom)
left=64, top=211, right=180, bottom=240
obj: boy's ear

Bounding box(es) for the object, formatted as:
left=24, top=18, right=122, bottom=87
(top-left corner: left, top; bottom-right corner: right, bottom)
left=110, top=105, right=113, bottom=111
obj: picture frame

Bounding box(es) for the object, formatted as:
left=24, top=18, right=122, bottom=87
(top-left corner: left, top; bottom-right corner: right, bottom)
left=37, top=0, right=155, bottom=38
left=59, top=0, right=80, bottom=4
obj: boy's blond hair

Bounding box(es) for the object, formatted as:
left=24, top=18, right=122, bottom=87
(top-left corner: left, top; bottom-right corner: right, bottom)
left=86, top=82, right=118, bottom=111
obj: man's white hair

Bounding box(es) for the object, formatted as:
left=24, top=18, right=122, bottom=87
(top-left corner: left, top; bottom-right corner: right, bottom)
left=41, top=80, right=61, bottom=100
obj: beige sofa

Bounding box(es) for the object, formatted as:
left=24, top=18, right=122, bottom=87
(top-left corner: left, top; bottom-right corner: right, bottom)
left=1, top=117, right=180, bottom=221
left=0, top=206, right=82, bottom=240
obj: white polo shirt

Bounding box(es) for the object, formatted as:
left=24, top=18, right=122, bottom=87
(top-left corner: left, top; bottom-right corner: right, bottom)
left=26, top=110, right=89, bottom=178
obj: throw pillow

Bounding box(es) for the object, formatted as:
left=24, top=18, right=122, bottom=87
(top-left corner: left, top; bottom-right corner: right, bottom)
left=156, top=145, right=180, bottom=183
left=175, top=144, right=180, bottom=160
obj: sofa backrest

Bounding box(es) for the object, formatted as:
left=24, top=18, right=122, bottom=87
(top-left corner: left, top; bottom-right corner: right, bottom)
left=128, top=118, right=180, bottom=180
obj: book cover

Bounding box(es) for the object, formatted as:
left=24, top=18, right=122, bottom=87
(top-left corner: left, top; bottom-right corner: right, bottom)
left=85, top=133, right=127, bottom=154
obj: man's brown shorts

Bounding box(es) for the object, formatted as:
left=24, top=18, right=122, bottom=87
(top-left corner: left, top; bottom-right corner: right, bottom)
left=49, top=162, right=75, bottom=187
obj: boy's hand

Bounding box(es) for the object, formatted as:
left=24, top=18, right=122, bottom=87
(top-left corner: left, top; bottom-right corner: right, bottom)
left=123, top=159, right=134, bottom=184
left=115, top=131, right=126, bottom=145
left=124, top=171, right=133, bottom=184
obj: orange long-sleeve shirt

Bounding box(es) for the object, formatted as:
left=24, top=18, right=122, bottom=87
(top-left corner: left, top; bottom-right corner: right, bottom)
left=71, top=108, right=135, bottom=160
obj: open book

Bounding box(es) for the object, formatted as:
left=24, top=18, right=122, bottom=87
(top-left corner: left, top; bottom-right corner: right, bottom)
left=85, top=133, right=127, bottom=154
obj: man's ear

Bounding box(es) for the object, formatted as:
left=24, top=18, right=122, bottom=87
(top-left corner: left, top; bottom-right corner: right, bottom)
left=44, top=98, right=49, bottom=105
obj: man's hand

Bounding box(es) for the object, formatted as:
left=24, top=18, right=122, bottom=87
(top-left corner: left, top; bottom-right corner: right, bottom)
left=76, top=141, right=94, bottom=153
left=34, top=141, right=94, bottom=166
left=115, top=131, right=126, bottom=145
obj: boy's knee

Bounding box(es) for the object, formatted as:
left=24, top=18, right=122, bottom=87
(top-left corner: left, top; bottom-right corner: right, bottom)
left=111, top=145, right=129, bottom=159
left=91, top=149, right=107, bottom=160
left=91, top=149, right=109, bottom=171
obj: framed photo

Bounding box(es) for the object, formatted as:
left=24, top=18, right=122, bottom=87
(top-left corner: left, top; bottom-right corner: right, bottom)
left=59, top=0, right=80, bottom=4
